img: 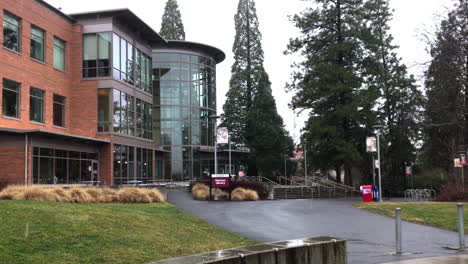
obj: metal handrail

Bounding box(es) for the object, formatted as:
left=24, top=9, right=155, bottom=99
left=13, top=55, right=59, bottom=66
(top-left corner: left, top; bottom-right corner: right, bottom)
left=308, top=176, right=354, bottom=191
left=277, top=176, right=311, bottom=188
left=303, top=177, right=333, bottom=191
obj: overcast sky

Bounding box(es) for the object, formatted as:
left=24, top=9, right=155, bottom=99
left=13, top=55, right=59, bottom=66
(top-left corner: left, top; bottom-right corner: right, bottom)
left=45, top=0, right=455, bottom=143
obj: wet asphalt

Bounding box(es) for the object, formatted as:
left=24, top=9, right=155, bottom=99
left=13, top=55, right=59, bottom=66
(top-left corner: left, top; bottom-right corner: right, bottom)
left=167, top=190, right=468, bottom=264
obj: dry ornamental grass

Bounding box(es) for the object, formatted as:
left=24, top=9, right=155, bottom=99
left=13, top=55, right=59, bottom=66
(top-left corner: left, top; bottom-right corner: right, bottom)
left=0, top=186, right=165, bottom=204
left=192, top=185, right=259, bottom=201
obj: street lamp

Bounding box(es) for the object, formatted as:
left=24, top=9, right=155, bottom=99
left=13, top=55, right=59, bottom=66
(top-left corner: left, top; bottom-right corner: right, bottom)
left=373, top=125, right=384, bottom=202
left=209, top=115, right=220, bottom=174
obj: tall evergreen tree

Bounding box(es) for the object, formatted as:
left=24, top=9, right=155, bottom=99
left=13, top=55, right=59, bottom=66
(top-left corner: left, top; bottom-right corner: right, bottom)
left=160, top=0, right=185, bottom=40
left=221, top=0, right=293, bottom=177
left=423, top=0, right=468, bottom=173
left=364, top=0, right=424, bottom=193
left=286, top=0, right=379, bottom=185
left=288, top=0, right=422, bottom=189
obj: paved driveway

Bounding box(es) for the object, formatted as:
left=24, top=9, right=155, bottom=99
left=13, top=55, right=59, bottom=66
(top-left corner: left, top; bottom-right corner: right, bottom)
left=168, top=191, right=467, bottom=264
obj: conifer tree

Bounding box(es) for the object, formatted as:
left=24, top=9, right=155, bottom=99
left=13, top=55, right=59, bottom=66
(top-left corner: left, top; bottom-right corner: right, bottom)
left=221, top=0, right=293, bottom=177
left=160, top=0, right=185, bottom=40
left=286, top=0, right=379, bottom=185
left=423, top=0, right=468, bottom=173
left=364, top=0, right=423, bottom=193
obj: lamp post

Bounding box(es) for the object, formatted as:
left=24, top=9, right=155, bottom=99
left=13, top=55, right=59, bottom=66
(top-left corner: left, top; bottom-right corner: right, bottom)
left=304, top=142, right=308, bottom=180
left=373, top=125, right=384, bottom=202
left=209, top=115, right=220, bottom=174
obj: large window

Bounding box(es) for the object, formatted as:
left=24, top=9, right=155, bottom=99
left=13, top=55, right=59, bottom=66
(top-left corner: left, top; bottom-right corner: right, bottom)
left=114, top=144, right=153, bottom=185
left=98, top=89, right=111, bottom=132
left=113, top=34, right=133, bottom=84
left=3, top=11, right=20, bottom=52
left=30, top=25, right=45, bottom=62
left=30, top=87, right=44, bottom=123
left=2, top=79, right=20, bottom=118
left=83, top=33, right=111, bottom=78
left=136, top=99, right=153, bottom=140
left=32, top=147, right=98, bottom=184
left=53, top=94, right=66, bottom=127
left=53, top=37, right=66, bottom=71
left=112, top=89, right=135, bottom=136
left=112, top=34, right=152, bottom=90
left=136, top=49, right=152, bottom=94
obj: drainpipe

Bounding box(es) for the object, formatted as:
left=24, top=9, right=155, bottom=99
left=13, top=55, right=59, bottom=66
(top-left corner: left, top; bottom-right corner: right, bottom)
left=24, top=133, right=28, bottom=186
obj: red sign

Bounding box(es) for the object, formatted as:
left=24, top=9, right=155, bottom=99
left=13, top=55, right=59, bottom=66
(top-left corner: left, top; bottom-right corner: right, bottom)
left=211, top=174, right=230, bottom=188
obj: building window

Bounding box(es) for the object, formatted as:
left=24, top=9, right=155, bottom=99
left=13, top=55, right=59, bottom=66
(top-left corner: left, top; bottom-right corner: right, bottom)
left=32, top=147, right=98, bottom=184
left=53, top=94, right=66, bottom=127
left=112, top=89, right=135, bottom=136
left=113, top=144, right=153, bottom=185
left=2, top=79, right=20, bottom=118
left=3, top=11, right=20, bottom=52
left=53, top=37, right=65, bottom=71
left=136, top=99, right=153, bottom=140
left=83, top=33, right=111, bottom=78
left=30, top=87, right=44, bottom=123
left=30, top=25, right=45, bottom=62
left=98, top=89, right=111, bottom=132
left=136, top=49, right=152, bottom=94
left=112, top=33, right=136, bottom=85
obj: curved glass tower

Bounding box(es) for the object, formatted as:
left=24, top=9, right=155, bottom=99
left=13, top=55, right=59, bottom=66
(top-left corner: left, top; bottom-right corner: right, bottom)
left=152, top=41, right=225, bottom=181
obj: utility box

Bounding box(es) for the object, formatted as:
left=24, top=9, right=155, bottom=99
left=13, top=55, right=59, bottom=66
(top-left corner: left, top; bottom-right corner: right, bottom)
left=360, top=185, right=374, bottom=202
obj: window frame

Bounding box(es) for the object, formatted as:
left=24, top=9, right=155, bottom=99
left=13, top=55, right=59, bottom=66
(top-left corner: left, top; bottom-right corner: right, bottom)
left=2, top=78, right=21, bottom=119
left=30, top=25, right=45, bottom=62
left=82, top=32, right=112, bottom=78
left=30, top=87, right=45, bottom=123
left=3, top=10, right=21, bottom=53
left=53, top=93, right=66, bottom=127
left=53, top=36, right=66, bottom=71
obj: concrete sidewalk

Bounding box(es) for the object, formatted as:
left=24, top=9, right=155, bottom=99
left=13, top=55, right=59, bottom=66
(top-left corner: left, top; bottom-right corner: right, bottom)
left=384, top=255, right=468, bottom=263
left=168, top=191, right=468, bottom=264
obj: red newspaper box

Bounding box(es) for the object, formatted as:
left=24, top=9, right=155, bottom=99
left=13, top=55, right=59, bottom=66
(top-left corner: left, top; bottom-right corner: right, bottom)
left=360, top=185, right=374, bottom=202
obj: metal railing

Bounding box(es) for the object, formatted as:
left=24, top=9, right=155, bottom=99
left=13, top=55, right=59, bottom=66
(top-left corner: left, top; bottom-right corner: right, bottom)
left=404, top=189, right=437, bottom=201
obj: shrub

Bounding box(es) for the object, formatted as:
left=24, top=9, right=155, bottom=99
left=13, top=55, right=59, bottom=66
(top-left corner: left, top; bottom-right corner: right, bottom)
left=117, top=187, right=153, bottom=203
left=0, top=186, right=165, bottom=204
left=0, top=185, right=26, bottom=200
left=147, top=189, right=165, bottom=203
left=213, top=188, right=229, bottom=200
left=69, top=188, right=94, bottom=203
left=244, top=189, right=259, bottom=201
left=188, top=180, right=210, bottom=193
left=437, top=182, right=467, bottom=202
left=49, top=187, right=72, bottom=202
left=192, top=183, right=210, bottom=200
left=232, top=188, right=246, bottom=201
left=230, top=181, right=268, bottom=200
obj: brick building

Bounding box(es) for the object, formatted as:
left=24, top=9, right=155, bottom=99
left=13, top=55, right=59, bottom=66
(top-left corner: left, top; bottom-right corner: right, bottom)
left=0, top=0, right=232, bottom=187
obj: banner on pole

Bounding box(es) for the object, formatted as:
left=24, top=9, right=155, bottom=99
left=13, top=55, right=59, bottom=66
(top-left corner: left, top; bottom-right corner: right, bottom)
left=454, top=158, right=462, bottom=168
left=405, top=166, right=411, bottom=176
left=374, top=160, right=380, bottom=169
left=217, top=127, right=229, bottom=144
left=366, top=137, right=377, bottom=153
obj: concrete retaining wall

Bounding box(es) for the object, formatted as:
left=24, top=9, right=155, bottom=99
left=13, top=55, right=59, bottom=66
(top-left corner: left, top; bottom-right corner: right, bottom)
left=150, top=237, right=346, bottom=264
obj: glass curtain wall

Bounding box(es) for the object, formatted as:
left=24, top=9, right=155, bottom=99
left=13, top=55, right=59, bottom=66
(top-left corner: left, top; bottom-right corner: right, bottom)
left=113, top=144, right=153, bottom=185
left=32, top=147, right=98, bottom=184
left=152, top=52, right=216, bottom=181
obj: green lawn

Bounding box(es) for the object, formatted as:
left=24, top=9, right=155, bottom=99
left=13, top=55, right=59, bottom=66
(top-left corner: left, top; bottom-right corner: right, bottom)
left=0, top=201, right=256, bottom=264
left=356, top=202, right=468, bottom=232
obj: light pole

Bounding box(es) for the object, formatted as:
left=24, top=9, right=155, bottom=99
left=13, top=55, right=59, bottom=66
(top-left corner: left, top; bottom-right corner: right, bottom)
left=373, top=125, right=384, bottom=202
left=304, top=142, right=308, bottom=180
left=209, top=115, right=220, bottom=174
